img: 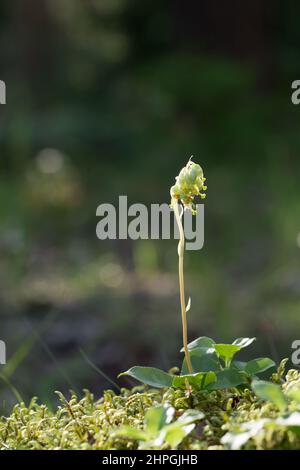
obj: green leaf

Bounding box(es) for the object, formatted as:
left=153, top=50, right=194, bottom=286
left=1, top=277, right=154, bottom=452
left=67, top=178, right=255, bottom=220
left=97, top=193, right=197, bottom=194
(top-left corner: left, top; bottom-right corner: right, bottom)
left=222, top=412, right=300, bottom=449
left=119, top=367, right=173, bottom=388
left=113, top=426, right=147, bottom=441
left=145, top=405, right=174, bottom=436
left=163, top=424, right=194, bottom=447
left=177, top=409, right=204, bottom=424
left=214, top=344, right=241, bottom=367
left=172, top=371, right=216, bottom=391
left=232, top=337, right=256, bottom=349
left=276, top=412, right=300, bottom=427
left=222, top=412, right=300, bottom=450
left=287, top=388, right=300, bottom=403
left=252, top=379, right=287, bottom=411
left=213, top=338, right=256, bottom=367
left=232, top=360, right=247, bottom=371
left=181, top=351, right=220, bottom=375
left=221, top=419, right=267, bottom=450
left=207, top=369, right=246, bottom=390
left=162, top=409, right=204, bottom=447
left=181, top=336, right=215, bottom=353
left=244, top=358, right=275, bottom=376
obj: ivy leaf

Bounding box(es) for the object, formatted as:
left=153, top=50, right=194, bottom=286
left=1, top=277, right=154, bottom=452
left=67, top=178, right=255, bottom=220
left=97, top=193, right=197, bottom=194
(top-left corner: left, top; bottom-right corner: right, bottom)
left=119, top=367, right=173, bottom=388
left=172, top=371, right=216, bottom=390
left=252, top=379, right=287, bottom=411
left=207, top=369, right=246, bottom=390
left=244, top=358, right=275, bottom=376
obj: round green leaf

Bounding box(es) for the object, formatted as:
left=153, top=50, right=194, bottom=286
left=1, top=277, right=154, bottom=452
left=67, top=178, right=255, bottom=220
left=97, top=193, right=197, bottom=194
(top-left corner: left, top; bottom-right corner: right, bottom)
left=245, top=358, right=275, bottom=376
left=145, top=405, right=174, bottom=436
left=207, top=369, right=246, bottom=390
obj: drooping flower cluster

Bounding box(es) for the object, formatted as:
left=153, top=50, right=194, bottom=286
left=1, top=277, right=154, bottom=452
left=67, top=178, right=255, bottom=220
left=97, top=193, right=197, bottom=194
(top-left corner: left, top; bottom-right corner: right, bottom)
left=170, top=158, right=207, bottom=214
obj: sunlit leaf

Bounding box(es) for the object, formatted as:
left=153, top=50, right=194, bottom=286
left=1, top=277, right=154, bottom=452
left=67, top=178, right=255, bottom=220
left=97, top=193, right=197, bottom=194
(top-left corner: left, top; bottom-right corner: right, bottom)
left=221, top=419, right=267, bottom=450
left=162, top=409, right=204, bottom=447
left=163, top=424, right=194, bottom=447
left=232, top=337, right=256, bottom=349
left=252, top=379, right=287, bottom=411
left=276, top=412, right=300, bottom=427
left=181, top=336, right=215, bottom=353
left=287, top=388, right=300, bottom=403
left=145, top=405, right=174, bottom=436
left=214, top=344, right=241, bottom=367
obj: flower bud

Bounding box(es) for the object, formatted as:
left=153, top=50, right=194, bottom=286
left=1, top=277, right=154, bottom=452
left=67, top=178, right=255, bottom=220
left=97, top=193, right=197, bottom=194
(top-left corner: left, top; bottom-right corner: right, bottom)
left=170, top=158, right=207, bottom=214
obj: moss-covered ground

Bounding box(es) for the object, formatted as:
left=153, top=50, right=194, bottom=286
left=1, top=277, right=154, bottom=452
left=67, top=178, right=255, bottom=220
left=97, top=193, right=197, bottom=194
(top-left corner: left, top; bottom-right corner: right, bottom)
left=1, top=364, right=300, bottom=450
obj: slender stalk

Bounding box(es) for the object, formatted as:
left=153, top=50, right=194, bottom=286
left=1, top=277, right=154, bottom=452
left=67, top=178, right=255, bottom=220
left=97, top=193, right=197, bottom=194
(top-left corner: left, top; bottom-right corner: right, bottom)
left=172, top=197, right=193, bottom=374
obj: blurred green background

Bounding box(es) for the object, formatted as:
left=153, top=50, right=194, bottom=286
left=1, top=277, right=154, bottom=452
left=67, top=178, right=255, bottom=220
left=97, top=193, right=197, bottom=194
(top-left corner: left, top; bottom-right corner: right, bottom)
left=0, top=0, right=300, bottom=411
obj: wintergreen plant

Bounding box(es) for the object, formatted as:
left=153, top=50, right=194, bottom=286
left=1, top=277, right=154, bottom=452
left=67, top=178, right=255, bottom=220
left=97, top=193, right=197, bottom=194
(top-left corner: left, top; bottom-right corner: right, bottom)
left=170, top=158, right=207, bottom=373
left=120, top=160, right=276, bottom=393
left=2, top=159, right=299, bottom=450
left=120, top=335, right=276, bottom=390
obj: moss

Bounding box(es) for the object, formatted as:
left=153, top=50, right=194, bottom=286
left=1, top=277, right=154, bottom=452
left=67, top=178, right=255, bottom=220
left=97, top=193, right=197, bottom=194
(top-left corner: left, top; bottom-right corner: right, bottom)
left=1, top=369, right=300, bottom=450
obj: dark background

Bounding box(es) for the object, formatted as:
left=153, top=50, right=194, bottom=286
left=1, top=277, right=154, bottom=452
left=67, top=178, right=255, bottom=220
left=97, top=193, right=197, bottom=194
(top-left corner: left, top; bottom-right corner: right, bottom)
left=0, top=0, right=300, bottom=411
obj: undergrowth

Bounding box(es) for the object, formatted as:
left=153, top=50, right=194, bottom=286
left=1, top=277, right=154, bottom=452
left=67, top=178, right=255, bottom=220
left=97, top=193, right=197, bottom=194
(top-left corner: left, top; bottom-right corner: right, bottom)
left=1, top=362, right=300, bottom=450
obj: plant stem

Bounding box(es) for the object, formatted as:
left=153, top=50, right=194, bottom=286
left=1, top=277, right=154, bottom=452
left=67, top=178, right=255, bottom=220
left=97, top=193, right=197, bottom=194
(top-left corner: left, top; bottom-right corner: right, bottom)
left=172, top=197, right=193, bottom=374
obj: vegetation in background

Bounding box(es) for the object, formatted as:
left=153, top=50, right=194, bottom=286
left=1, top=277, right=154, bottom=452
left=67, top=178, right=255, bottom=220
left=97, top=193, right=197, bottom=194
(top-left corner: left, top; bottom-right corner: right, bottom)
left=1, top=0, right=300, bottom=412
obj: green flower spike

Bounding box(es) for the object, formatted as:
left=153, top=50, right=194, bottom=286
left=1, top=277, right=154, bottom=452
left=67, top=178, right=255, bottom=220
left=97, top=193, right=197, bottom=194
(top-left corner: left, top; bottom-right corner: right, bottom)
left=170, top=157, right=207, bottom=375
left=170, top=157, right=207, bottom=215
